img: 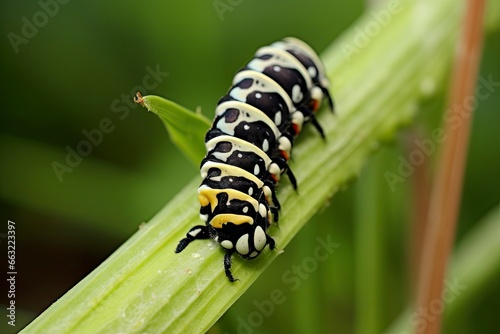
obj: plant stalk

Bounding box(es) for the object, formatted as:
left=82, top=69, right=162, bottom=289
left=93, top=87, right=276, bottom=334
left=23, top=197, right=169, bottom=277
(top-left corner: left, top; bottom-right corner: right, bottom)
left=414, top=1, right=486, bottom=333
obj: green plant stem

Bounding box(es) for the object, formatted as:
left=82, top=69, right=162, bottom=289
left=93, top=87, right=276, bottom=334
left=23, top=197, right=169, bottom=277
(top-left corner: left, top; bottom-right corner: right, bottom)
left=292, top=224, right=323, bottom=334
left=354, top=153, right=386, bottom=334
left=21, top=0, right=470, bottom=333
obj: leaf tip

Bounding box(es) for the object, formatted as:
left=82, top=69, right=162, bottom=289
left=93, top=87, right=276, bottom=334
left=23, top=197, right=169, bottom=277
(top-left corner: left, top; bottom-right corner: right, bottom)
left=134, top=91, right=151, bottom=111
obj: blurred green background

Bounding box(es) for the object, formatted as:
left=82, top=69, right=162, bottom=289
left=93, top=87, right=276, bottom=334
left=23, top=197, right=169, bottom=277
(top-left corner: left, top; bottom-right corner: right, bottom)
left=0, top=0, right=498, bottom=333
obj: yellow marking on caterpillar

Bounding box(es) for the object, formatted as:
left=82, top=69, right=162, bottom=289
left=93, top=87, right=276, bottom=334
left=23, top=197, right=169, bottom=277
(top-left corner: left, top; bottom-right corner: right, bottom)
left=205, top=135, right=272, bottom=167
left=198, top=185, right=259, bottom=212
left=201, top=161, right=264, bottom=188
left=216, top=99, right=282, bottom=139
left=210, top=214, right=254, bottom=228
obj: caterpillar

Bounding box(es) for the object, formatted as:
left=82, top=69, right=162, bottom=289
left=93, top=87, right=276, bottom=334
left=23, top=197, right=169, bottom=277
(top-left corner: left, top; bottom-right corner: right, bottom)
left=175, top=37, right=333, bottom=282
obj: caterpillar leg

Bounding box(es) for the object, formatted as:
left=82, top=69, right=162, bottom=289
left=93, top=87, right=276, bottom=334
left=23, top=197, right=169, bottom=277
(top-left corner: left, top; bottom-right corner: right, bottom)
left=270, top=157, right=297, bottom=190
left=223, top=233, right=277, bottom=282
left=267, top=234, right=276, bottom=250
left=310, top=114, right=325, bottom=139
left=175, top=225, right=210, bottom=253
left=224, top=250, right=237, bottom=282
left=287, top=167, right=297, bottom=190
left=263, top=179, right=281, bottom=223
left=295, top=107, right=325, bottom=139
left=322, top=87, right=335, bottom=113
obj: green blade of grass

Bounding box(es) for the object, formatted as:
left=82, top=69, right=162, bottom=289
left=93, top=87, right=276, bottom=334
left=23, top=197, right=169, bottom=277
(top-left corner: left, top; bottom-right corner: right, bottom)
left=354, top=152, right=387, bottom=334
left=21, top=0, right=475, bottom=332
left=135, top=93, right=211, bottom=166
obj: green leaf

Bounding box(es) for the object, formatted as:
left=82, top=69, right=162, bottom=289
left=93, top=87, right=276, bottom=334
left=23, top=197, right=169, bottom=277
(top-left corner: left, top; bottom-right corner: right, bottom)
left=135, top=93, right=211, bottom=166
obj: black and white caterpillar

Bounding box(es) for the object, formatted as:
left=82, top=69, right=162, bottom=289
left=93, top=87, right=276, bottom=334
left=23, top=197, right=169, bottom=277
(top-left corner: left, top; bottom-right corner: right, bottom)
left=175, top=37, right=333, bottom=281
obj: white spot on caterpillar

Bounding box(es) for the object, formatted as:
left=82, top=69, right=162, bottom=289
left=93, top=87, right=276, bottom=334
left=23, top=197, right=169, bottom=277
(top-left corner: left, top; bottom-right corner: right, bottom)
left=292, top=84, right=303, bottom=103
left=308, top=66, right=317, bottom=78
left=262, top=139, right=269, bottom=152
left=243, top=206, right=249, bottom=213
left=248, top=187, right=254, bottom=196
left=189, top=228, right=202, bottom=237
left=259, top=203, right=267, bottom=218
left=263, top=186, right=272, bottom=201
left=221, top=240, right=234, bottom=249
left=244, top=124, right=250, bottom=130
left=254, top=164, right=260, bottom=175
left=236, top=234, right=250, bottom=255
left=311, top=86, right=323, bottom=106
left=255, top=92, right=262, bottom=99
left=278, top=137, right=292, bottom=157
left=273, top=65, right=281, bottom=72
left=292, top=111, right=304, bottom=133
left=254, top=226, right=267, bottom=251
left=269, top=163, right=281, bottom=178
left=275, top=111, right=282, bottom=126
